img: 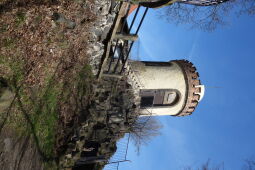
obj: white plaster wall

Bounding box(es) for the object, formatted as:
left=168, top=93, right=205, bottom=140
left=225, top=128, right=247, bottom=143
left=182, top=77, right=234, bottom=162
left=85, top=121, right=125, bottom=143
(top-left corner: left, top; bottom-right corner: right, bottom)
left=129, top=61, right=187, bottom=116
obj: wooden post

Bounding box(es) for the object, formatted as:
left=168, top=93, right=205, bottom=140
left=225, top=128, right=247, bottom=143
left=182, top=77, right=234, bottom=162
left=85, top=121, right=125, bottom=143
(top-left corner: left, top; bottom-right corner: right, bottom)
left=114, top=33, right=138, bottom=41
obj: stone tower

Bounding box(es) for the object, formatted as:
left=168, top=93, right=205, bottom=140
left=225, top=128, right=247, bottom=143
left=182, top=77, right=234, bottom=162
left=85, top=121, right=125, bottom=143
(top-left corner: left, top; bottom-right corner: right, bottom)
left=126, top=60, right=205, bottom=117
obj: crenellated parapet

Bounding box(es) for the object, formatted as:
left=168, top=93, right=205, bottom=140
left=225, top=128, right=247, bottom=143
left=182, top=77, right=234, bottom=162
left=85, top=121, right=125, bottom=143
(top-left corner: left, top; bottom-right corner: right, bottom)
left=174, top=60, right=204, bottom=116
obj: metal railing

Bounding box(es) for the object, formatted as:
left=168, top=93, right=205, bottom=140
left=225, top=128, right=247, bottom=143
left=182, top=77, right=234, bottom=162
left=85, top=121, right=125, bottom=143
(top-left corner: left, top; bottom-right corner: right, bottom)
left=103, top=133, right=131, bottom=170
left=105, top=5, right=149, bottom=76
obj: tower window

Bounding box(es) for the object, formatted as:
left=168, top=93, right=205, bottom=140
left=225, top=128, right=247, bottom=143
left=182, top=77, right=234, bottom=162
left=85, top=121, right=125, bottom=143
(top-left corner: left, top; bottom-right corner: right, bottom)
left=140, top=89, right=180, bottom=108
left=142, top=61, right=172, bottom=67
left=164, top=91, right=178, bottom=105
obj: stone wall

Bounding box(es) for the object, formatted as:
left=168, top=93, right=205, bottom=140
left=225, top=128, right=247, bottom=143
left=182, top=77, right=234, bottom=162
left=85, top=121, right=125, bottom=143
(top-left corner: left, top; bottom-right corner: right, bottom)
left=87, top=0, right=118, bottom=75
left=59, top=77, right=139, bottom=169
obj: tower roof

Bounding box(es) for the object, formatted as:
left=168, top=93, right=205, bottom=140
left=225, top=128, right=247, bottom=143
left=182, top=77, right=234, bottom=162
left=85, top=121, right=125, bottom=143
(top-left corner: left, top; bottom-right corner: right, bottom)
left=173, top=60, right=204, bottom=116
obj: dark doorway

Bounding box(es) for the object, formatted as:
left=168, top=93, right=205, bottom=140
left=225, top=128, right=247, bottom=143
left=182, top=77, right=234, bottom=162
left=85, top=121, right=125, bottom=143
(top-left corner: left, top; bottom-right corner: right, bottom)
left=140, top=96, right=154, bottom=107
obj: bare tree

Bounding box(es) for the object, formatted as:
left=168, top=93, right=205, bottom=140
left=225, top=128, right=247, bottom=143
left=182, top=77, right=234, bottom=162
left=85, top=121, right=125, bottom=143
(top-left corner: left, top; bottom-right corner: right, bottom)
left=183, top=159, right=225, bottom=170
left=238, top=0, right=255, bottom=16
left=243, top=157, right=255, bottom=170
left=138, top=0, right=229, bottom=9
left=183, top=157, right=255, bottom=170
left=160, top=0, right=255, bottom=31
left=129, top=116, right=162, bottom=153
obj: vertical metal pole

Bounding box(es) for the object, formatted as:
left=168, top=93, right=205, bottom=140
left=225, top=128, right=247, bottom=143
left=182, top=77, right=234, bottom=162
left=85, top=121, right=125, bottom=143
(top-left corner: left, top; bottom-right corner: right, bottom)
left=124, top=133, right=131, bottom=160
left=107, top=43, right=119, bottom=72
left=135, top=7, right=149, bottom=34
left=113, top=43, right=124, bottom=73
left=117, top=162, right=119, bottom=170
left=128, top=5, right=141, bottom=33
left=120, top=7, right=149, bottom=74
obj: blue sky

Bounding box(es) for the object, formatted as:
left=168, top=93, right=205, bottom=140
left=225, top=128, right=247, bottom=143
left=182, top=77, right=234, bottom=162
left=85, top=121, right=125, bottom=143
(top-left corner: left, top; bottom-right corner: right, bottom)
left=116, top=5, right=255, bottom=170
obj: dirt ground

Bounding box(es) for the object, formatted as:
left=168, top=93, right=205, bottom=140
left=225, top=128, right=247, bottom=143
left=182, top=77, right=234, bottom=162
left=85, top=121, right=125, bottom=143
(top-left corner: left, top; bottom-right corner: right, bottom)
left=0, top=0, right=98, bottom=169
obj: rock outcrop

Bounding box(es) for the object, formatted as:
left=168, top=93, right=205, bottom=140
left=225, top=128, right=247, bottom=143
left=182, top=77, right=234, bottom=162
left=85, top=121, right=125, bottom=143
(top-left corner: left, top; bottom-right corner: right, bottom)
left=59, top=77, right=139, bottom=170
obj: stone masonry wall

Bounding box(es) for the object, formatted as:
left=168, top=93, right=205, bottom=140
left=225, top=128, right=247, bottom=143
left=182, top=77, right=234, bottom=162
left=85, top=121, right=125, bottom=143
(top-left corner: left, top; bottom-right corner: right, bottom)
left=59, top=77, right=139, bottom=169
left=87, top=0, right=119, bottom=75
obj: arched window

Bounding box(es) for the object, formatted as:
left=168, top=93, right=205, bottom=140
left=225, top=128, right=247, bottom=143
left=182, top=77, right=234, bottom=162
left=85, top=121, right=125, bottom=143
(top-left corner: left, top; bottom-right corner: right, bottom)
left=140, top=89, right=180, bottom=108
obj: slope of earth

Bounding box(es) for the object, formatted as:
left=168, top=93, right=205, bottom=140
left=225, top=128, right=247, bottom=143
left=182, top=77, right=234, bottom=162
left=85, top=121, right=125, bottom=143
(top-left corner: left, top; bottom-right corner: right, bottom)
left=0, top=0, right=119, bottom=169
